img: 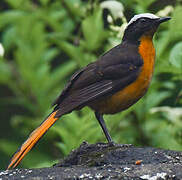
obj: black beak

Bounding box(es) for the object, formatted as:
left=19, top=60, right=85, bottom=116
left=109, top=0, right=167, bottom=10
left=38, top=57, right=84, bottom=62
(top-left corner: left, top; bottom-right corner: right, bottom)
left=157, top=17, right=171, bottom=24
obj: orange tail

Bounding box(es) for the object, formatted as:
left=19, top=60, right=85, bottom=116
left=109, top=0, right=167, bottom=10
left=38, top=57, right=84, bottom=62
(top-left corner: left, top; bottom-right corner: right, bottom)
left=7, top=111, right=58, bottom=169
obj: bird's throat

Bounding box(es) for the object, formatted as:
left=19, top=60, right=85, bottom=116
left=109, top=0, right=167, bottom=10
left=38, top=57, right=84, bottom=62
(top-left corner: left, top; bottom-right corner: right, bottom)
left=139, top=35, right=155, bottom=73
left=138, top=35, right=155, bottom=92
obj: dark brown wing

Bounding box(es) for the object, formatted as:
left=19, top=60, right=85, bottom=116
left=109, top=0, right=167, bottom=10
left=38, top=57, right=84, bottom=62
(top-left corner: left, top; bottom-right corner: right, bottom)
left=53, top=43, right=143, bottom=116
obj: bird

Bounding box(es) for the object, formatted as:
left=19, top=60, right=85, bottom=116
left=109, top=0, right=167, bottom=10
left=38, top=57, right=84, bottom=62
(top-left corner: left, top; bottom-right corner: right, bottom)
left=7, top=13, right=170, bottom=169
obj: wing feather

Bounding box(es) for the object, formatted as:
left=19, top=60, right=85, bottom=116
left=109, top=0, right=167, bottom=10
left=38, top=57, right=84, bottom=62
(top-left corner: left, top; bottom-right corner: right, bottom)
left=55, top=80, right=113, bottom=116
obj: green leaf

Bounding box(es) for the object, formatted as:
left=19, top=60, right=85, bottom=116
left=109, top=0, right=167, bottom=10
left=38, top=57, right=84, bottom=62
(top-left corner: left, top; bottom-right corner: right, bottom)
left=0, top=61, right=11, bottom=83
left=55, top=40, right=84, bottom=66
left=42, top=48, right=59, bottom=63
left=63, top=0, right=85, bottom=18
left=39, top=0, right=50, bottom=6
left=169, top=6, right=182, bottom=41
left=5, top=0, right=24, bottom=8
left=169, top=42, right=182, bottom=69
left=0, top=10, right=26, bottom=28
left=135, top=0, right=156, bottom=11
left=82, top=8, right=107, bottom=51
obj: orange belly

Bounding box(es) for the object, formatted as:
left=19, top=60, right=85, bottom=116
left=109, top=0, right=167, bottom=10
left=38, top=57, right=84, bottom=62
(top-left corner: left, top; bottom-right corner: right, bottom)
left=91, top=36, right=155, bottom=114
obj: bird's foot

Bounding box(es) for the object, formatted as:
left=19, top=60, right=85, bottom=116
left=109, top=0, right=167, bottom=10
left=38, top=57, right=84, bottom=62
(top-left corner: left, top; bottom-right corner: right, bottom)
left=108, top=141, right=133, bottom=148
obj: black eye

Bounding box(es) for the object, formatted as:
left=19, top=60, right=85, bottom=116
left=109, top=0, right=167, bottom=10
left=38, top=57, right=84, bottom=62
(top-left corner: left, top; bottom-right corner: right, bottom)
left=140, top=18, right=147, bottom=23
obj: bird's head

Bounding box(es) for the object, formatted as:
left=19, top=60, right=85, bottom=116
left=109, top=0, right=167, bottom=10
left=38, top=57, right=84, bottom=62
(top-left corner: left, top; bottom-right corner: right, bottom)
left=123, top=13, right=171, bottom=43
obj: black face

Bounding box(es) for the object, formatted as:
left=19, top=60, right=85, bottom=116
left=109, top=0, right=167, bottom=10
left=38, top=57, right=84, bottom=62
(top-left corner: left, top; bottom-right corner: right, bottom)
left=122, top=17, right=171, bottom=42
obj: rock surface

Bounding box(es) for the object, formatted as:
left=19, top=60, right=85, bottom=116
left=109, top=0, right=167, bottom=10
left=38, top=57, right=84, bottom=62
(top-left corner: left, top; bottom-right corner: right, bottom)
left=1, top=142, right=182, bottom=179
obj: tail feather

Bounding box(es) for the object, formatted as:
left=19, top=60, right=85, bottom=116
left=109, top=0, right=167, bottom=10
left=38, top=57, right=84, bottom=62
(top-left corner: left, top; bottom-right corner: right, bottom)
left=7, top=111, right=58, bottom=169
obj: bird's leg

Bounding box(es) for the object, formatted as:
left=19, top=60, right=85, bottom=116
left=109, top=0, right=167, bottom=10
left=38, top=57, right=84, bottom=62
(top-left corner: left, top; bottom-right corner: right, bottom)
left=95, top=112, right=114, bottom=143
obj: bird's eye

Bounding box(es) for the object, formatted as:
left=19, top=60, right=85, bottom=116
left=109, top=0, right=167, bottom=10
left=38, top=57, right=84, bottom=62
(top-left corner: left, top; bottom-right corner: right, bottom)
left=140, top=18, right=147, bottom=23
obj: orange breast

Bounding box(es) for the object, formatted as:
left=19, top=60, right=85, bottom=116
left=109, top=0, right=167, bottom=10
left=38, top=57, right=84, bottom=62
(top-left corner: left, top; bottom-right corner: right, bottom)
left=96, top=36, right=155, bottom=114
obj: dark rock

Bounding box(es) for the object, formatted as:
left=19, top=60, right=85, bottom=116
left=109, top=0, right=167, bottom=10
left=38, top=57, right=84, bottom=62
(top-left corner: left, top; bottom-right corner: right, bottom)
left=1, top=142, right=182, bottom=179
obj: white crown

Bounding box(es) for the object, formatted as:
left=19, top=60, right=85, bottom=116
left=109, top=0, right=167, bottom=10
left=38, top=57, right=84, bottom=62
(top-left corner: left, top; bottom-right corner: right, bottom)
left=127, top=13, right=159, bottom=26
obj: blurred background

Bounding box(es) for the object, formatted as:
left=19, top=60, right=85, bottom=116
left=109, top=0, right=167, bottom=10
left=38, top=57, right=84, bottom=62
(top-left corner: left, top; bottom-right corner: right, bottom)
left=0, top=0, right=182, bottom=170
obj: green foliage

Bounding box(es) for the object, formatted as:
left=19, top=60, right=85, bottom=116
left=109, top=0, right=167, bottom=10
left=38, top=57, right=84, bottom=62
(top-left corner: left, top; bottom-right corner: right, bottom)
left=170, top=42, right=182, bottom=69
left=0, top=0, right=181, bottom=170
left=82, top=8, right=108, bottom=51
